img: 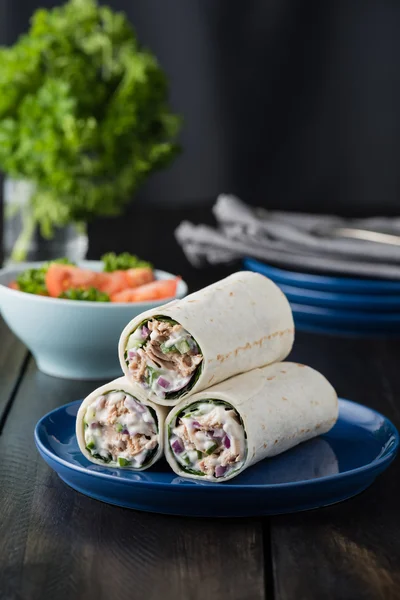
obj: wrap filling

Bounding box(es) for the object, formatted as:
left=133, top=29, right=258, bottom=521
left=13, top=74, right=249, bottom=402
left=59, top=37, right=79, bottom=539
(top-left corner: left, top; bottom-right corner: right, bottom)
left=84, top=390, right=158, bottom=468
left=169, top=400, right=247, bottom=478
left=125, top=317, right=203, bottom=399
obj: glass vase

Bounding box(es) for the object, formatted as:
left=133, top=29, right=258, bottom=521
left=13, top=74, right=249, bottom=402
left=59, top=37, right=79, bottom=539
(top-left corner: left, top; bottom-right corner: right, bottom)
left=3, top=178, right=88, bottom=265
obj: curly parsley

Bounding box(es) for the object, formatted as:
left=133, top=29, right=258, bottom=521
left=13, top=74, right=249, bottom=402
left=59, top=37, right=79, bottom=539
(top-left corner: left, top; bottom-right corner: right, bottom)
left=101, top=252, right=152, bottom=272
left=59, top=287, right=110, bottom=302
left=0, top=0, right=181, bottom=261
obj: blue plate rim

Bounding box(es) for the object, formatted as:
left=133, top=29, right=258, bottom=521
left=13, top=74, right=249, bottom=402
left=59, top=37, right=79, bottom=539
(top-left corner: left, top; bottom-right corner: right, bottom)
left=243, top=257, right=400, bottom=291
left=278, top=282, right=400, bottom=307
left=34, top=398, right=399, bottom=491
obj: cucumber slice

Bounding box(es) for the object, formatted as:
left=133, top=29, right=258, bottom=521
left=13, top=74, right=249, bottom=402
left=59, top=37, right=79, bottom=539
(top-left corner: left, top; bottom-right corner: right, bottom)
left=160, top=342, right=178, bottom=354
left=127, top=335, right=145, bottom=350
left=176, top=340, right=190, bottom=354
left=206, top=443, right=218, bottom=455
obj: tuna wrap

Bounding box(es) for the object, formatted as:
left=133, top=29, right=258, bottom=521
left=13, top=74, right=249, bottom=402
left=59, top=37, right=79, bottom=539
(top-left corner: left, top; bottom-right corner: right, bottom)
left=118, top=271, right=294, bottom=406
left=165, top=362, right=338, bottom=482
left=76, top=376, right=168, bottom=470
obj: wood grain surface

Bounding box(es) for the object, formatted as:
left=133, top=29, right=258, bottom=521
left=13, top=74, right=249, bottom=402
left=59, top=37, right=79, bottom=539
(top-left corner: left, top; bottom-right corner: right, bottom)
left=0, top=318, right=28, bottom=429
left=271, top=333, right=400, bottom=600
left=1, top=308, right=400, bottom=599
left=0, top=353, right=266, bottom=600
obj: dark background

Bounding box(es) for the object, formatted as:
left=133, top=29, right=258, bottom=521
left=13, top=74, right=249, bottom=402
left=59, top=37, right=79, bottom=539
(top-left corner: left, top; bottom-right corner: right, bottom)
left=1, top=0, right=400, bottom=273
left=2, top=0, right=400, bottom=217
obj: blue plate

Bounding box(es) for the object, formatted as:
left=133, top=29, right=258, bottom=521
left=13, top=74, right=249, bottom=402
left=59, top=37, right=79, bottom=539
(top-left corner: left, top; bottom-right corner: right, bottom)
left=291, top=303, right=400, bottom=332
left=244, top=257, right=400, bottom=294
left=34, top=399, right=398, bottom=517
left=278, top=283, right=400, bottom=312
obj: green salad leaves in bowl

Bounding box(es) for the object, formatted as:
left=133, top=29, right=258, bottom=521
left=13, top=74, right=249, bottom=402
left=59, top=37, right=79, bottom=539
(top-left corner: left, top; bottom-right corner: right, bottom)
left=0, top=253, right=187, bottom=379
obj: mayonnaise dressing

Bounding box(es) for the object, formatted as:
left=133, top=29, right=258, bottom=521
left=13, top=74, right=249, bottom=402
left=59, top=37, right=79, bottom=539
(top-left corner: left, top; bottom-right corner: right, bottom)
left=126, top=318, right=202, bottom=398
left=169, top=401, right=247, bottom=478
left=84, top=391, right=158, bottom=468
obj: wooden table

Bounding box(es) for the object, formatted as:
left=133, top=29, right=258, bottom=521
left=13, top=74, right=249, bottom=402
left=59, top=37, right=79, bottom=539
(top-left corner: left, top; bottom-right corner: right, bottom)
left=1, top=203, right=400, bottom=600
left=1, top=313, right=400, bottom=600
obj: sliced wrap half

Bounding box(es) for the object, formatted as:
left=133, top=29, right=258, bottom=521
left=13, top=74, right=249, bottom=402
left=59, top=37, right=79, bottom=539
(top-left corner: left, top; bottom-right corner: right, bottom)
left=165, top=362, right=338, bottom=482
left=76, top=376, right=168, bottom=470
left=118, top=271, right=294, bottom=406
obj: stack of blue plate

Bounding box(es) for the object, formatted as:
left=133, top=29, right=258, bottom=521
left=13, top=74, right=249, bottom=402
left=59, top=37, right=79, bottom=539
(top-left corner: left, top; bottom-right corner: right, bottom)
left=244, top=258, right=400, bottom=336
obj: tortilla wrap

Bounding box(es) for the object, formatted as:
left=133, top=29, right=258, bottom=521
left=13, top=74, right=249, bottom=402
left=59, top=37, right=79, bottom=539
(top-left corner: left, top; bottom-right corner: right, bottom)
left=76, top=376, right=168, bottom=470
left=118, top=271, right=294, bottom=406
left=164, top=362, right=338, bottom=482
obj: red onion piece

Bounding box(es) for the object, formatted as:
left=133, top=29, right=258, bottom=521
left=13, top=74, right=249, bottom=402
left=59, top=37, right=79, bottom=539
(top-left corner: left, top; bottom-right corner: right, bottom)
left=135, top=402, right=146, bottom=413
left=128, top=349, right=138, bottom=360
left=192, top=420, right=202, bottom=429
left=167, top=375, right=192, bottom=393
left=90, top=422, right=99, bottom=429
left=124, top=397, right=137, bottom=411
left=122, top=429, right=129, bottom=435
left=212, top=429, right=224, bottom=439
left=172, top=438, right=184, bottom=453
left=215, top=465, right=227, bottom=478
left=158, top=377, right=170, bottom=389
left=142, top=325, right=150, bottom=338
left=224, top=435, right=231, bottom=449
left=125, top=395, right=146, bottom=414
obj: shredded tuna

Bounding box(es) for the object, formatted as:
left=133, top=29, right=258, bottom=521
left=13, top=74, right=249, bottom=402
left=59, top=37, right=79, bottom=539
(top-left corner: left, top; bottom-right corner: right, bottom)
left=84, top=391, right=158, bottom=467
left=169, top=402, right=246, bottom=478
left=128, top=318, right=203, bottom=386
left=129, top=349, right=148, bottom=381
left=106, top=400, right=129, bottom=424
left=178, top=417, right=239, bottom=469
left=100, top=398, right=152, bottom=459
left=125, top=434, right=151, bottom=456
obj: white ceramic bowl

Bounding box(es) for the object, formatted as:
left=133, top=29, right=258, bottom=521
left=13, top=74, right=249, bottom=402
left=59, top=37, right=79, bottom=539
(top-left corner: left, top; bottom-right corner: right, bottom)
left=0, top=260, right=187, bottom=380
